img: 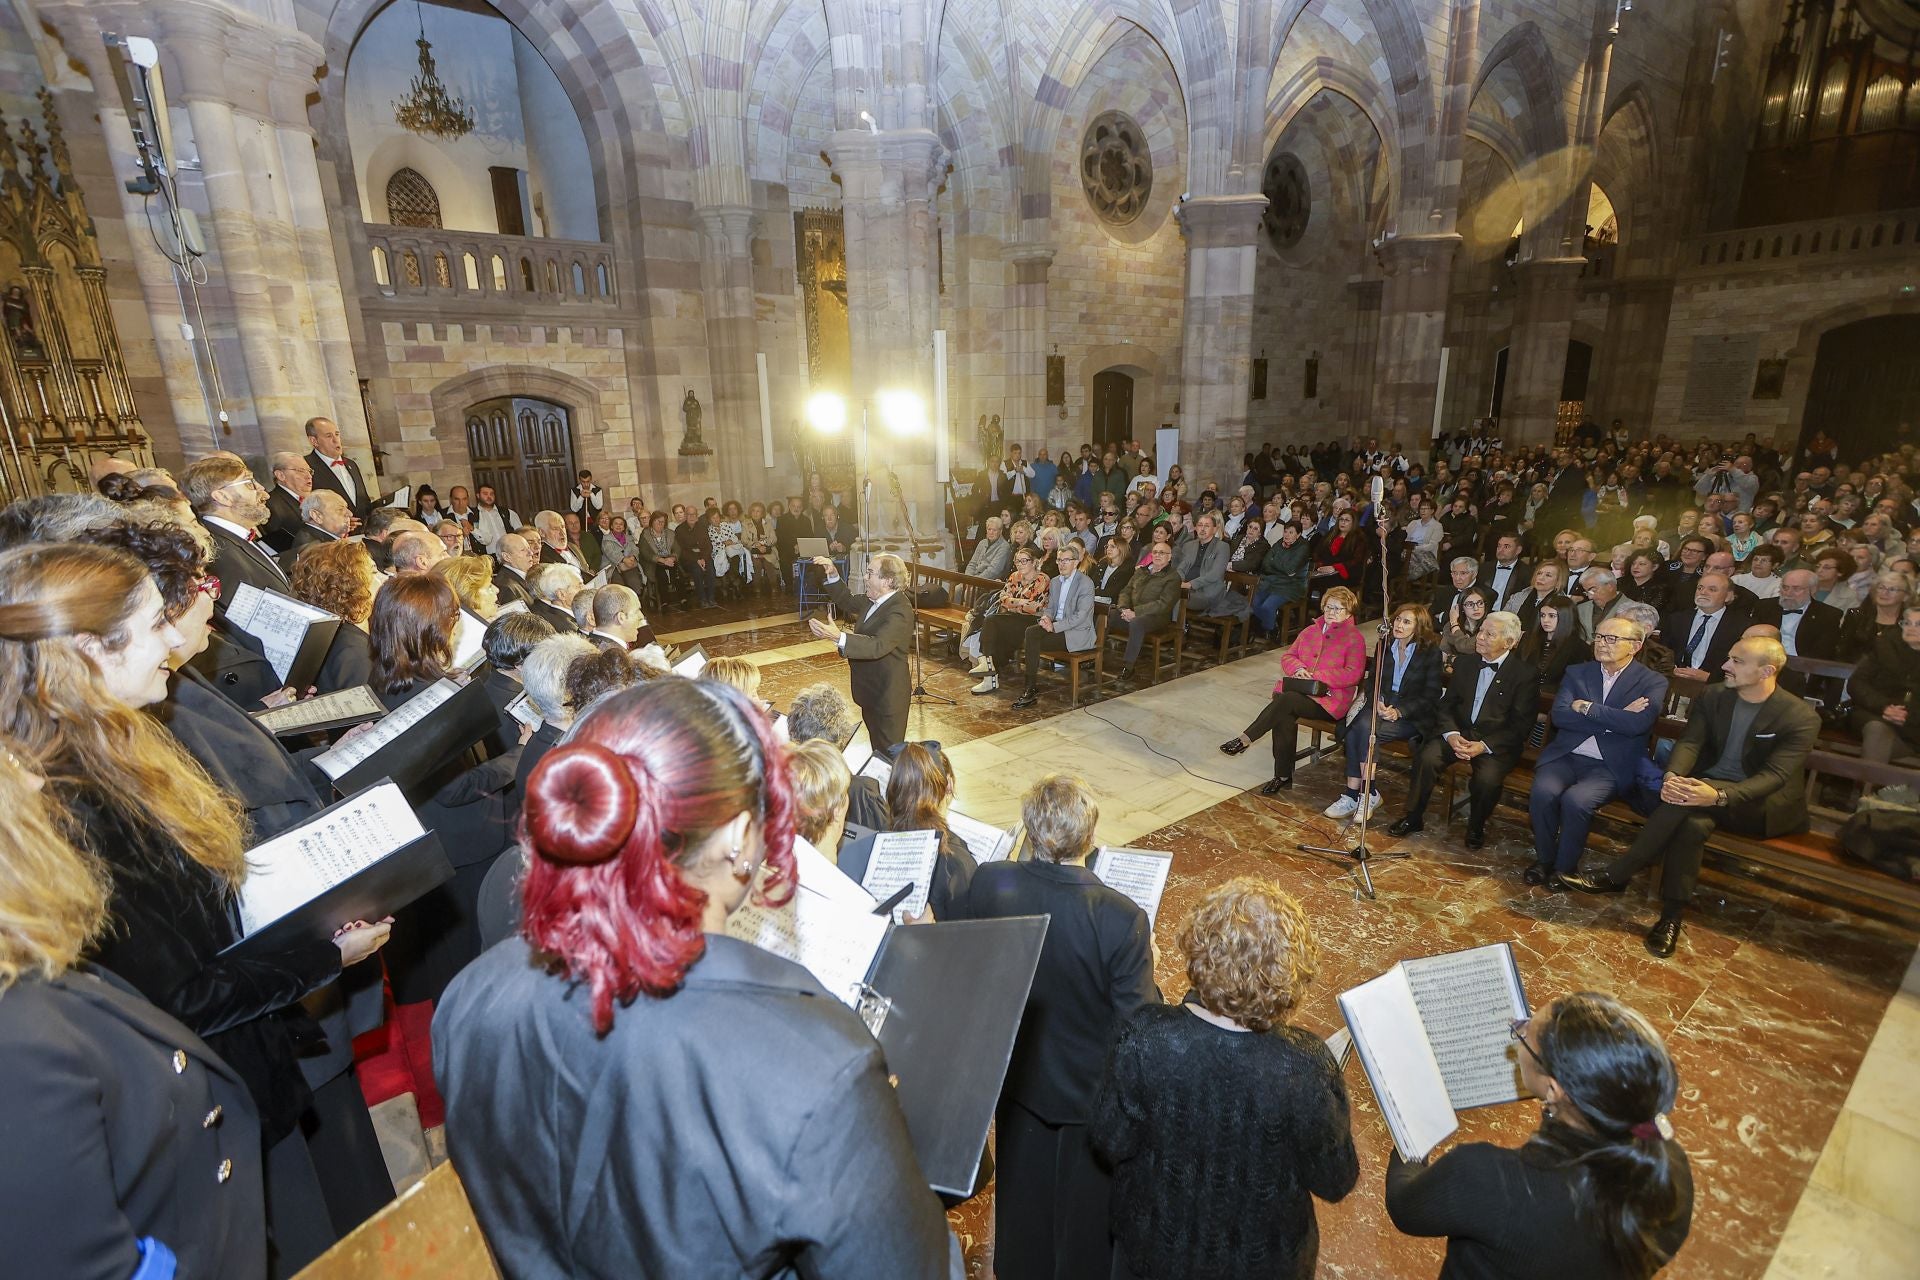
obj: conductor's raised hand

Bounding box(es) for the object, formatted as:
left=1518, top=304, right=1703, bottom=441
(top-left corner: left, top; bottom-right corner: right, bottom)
left=808, top=616, right=843, bottom=641
left=810, top=555, right=836, bottom=572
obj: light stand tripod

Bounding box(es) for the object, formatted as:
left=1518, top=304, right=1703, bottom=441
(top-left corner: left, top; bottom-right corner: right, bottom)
left=889, top=468, right=957, bottom=707
left=1295, top=508, right=1407, bottom=900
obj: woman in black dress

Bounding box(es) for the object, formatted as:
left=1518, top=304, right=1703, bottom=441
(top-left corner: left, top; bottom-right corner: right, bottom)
left=1386, top=991, right=1693, bottom=1279
left=880, top=742, right=977, bottom=920
left=1093, top=877, right=1357, bottom=1279
left=1517, top=593, right=1592, bottom=693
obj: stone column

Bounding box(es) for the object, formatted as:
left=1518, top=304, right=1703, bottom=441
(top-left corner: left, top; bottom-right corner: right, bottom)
left=1501, top=258, right=1586, bottom=446
left=693, top=203, right=762, bottom=501
left=1174, top=194, right=1266, bottom=485
left=1000, top=243, right=1053, bottom=453
left=828, top=129, right=945, bottom=534
left=1368, top=235, right=1461, bottom=446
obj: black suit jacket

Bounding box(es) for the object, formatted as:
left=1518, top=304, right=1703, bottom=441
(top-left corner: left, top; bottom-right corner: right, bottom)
left=1751, top=597, right=1844, bottom=661
left=0, top=967, right=266, bottom=1279
left=1093, top=560, right=1135, bottom=602
left=285, top=523, right=337, bottom=558
left=1477, top=559, right=1533, bottom=610
left=530, top=597, right=578, bottom=634
left=496, top=568, right=536, bottom=612
left=826, top=581, right=913, bottom=733
left=1436, top=652, right=1542, bottom=761
left=314, top=625, right=373, bottom=696
left=1428, top=582, right=1477, bottom=630
left=1373, top=642, right=1446, bottom=735
left=1667, top=684, right=1820, bottom=836
left=183, top=626, right=280, bottom=710
left=305, top=449, right=375, bottom=523
left=965, top=859, right=1159, bottom=1124
left=199, top=518, right=289, bottom=609
left=1659, top=604, right=1749, bottom=680
left=263, top=485, right=304, bottom=553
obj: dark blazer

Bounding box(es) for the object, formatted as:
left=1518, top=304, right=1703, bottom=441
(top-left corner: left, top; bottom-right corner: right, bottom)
left=263, top=485, right=304, bottom=553
left=1536, top=660, right=1670, bottom=790
left=966, top=859, right=1159, bottom=1125
left=530, top=597, right=579, bottom=634
left=1092, top=559, right=1135, bottom=603
left=435, top=934, right=953, bottom=1278
left=495, top=567, right=536, bottom=612
left=1665, top=683, right=1821, bottom=836
left=286, top=522, right=338, bottom=557
left=305, top=449, right=375, bottom=523
left=1427, top=581, right=1477, bottom=631
left=1372, top=641, right=1446, bottom=736
left=314, top=624, right=373, bottom=696
left=537, top=540, right=588, bottom=573
left=845, top=774, right=890, bottom=831
left=158, top=665, right=326, bottom=841
left=1751, top=596, right=1845, bottom=660
left=0, top=966, right=266, bottom=1279
left=1659, top=603, right=1748, bottom=679
left=1436, top=652, right=1542, bottom=761
left=183, top=626, right=280, bottom=710
left=1477, top=558, right=1533, bottom=610
left=199, top=518, right=289, bottom=609
left=825, top=580, right=913, bottom=741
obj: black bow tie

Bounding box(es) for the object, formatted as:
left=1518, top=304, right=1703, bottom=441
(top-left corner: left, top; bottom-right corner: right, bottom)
left=1782, top=608, right=1804, bottom=615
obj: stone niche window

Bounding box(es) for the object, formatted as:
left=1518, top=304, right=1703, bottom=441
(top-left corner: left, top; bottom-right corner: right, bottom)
left=386, top=167, right=443, bottom=229
left=1081, top=111, right=1152, bottom=226
left=1262, top=152, right=1310, bottom=251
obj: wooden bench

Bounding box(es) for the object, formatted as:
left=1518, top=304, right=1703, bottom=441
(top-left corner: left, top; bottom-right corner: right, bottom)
left=1063, top=606, right=1110, bottom=706
left=905, top=561, right=1002, bottom=658
left=1184, top=573, right=1259, bottom=672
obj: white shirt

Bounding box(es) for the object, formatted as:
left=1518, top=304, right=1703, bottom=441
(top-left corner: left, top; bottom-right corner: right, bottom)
left=317, top=452, right=358, bottom=504
left=474, top=506, right=516, bottom=548
left=1778, top=602, right=1808, bottom=656
left=1573, top=663, right=1628, bottom=759
left=1733, top=571, right=1782, bottom=600
left=1489, top=559, right=1521, bottom=601
left=205, top=514, right=288, bottom=581
left=1684, top=608, right=1728, bottom=668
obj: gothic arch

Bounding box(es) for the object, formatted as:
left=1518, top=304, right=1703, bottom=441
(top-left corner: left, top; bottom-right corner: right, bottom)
left=1471, top=21, right=1566, bottom=161
left=427, top=364, right=609, bottom=470
left=1596, top=83, right=1661, bottom=261
left=1264, top=61, right=1402, bottom=201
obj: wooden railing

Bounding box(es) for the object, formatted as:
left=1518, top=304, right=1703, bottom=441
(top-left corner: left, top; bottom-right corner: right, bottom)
left=362, top=224, right=619, bottom=308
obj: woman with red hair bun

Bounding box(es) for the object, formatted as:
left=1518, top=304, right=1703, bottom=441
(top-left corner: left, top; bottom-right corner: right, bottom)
left=433, top=678, right=955, bottom=1277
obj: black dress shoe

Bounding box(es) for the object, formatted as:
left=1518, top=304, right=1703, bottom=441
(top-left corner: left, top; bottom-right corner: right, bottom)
left=1259, top=777, right=1292, bottom=796
left=1644, top=916, right=1683, bottom=958
left=1464, top=825, right=1487, bottom=851
left=1522, top=864, right=1549, bottom=887
left=1012, top=692, right=1039, bottom=710
left=1387, top=816, right=1424, bottom=837
left=1220, top=738, right=1248, bottom=756
left=1560, top=871, right=1627, bottom=895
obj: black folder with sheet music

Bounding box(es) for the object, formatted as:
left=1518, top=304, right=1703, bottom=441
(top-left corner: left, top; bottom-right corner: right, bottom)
left=311, top=670, right=499, bottom=801
left=862, top=915, right=1048, bottom=1198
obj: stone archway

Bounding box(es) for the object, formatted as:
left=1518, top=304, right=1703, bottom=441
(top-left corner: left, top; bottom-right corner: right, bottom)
left=1075, top=344, right=1165, bottom=448
left=428, top=365, right=609, bottom=506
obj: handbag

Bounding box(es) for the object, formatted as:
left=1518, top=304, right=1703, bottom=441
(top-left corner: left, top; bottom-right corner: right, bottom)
left=1282, top=677, right=1330, bottom=698
left=915, top=584, right=951, bottom=608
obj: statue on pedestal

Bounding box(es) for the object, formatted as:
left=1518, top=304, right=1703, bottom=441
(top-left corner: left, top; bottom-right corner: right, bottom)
left=678, top=387, right=712, bottom=456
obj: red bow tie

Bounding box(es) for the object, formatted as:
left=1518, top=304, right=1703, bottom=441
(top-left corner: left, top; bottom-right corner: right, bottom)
left=329, top=458, right=348, bottom=468
left=246, top=529, right=259, bottom=542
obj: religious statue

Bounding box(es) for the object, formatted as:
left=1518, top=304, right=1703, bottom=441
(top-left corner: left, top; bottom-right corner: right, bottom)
left=678, top=386, right=712, bottom=456
left=4, top=283, right=42, bottom=360
left=979, top=412, right=1003, bottom=466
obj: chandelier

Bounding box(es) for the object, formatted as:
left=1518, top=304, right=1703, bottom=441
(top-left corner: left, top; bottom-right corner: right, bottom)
left=393, top=3, right=474, bottom=140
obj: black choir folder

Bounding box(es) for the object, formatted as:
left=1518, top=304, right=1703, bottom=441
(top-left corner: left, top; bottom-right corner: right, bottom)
left=225, top=583, right=342, bottom=694
left=310, top=672, right=498, bottom=801
left=1336, top=941, right=1531, bottom=1161
left=220, top=780, right=453, bottom=961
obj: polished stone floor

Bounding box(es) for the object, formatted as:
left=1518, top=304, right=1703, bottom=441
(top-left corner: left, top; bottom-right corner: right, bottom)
left=476, top=593, right=1920, bottom=1276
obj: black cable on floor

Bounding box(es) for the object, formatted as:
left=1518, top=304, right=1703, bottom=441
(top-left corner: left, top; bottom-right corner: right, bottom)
left=1075, top=704, right=1264, bottom=791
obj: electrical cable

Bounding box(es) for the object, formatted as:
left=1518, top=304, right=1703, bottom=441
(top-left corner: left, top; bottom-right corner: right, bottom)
left=1073, top=702, right=1260, bottom=791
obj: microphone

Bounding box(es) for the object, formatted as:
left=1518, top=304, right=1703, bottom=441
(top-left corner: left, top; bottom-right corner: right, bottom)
left=1371, top=475, right=1385, bottom=507
left=1377, top=619, right=1393, bottom=637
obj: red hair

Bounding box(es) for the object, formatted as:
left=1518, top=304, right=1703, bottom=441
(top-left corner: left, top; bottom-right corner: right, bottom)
left=519, top=679, right=796, bottom=1034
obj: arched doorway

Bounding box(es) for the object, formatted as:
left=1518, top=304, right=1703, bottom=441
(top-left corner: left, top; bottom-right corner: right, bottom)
left=464, top=397, right=578, bottom=518
left=1092, top=369, right=1135, bottom=450
left=1801, top=316, right=1920, bottom=459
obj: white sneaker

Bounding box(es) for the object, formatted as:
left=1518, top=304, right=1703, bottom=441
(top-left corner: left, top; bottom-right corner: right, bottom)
left=971, top=674, right=998, bottom=695
left=1323, top=794, right=1360, bottom=819
left=1359, top=791, right=1384, bottom=820
left=969, top=657, right=993, bottom=675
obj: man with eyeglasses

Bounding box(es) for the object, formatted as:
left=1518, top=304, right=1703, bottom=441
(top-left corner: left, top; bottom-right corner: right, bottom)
left=263, top=450, right=314, bottom=553
left=1565, top=636, right=1820, bottom=958
left=1525, top=618, right=1668, bottom=890
left=182, top=454, right=288, bottom=607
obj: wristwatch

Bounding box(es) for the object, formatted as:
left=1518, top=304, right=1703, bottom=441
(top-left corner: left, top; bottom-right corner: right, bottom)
left=1711, top=785, right=1730, bottom=806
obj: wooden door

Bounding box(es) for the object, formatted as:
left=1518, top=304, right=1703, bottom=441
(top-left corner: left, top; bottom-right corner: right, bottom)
left=464, top=396, right=577, bottom=519
left=1801, top=316, right=1920, bottom=460
left=1092, top=370, right=1134, bottom=450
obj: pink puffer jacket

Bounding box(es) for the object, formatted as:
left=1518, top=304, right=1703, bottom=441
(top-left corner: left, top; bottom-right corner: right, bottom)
left=1274, top=616, right=1366, bottom=720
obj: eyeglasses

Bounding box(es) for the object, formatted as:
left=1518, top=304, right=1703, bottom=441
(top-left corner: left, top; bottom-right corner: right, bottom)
left=1592, top=633, right=1640, bottom=646
left=218, top=477, right=263, bottom=494
left=1510, top=1017, right=1550, bottom=1072
left=194, top=575, right=221, bottom=599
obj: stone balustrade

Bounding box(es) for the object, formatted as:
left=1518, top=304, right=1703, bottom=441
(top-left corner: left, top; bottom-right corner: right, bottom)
left=1682, top=208, right=1920, bottom=275
left=362, top=225, right=619, bottom=309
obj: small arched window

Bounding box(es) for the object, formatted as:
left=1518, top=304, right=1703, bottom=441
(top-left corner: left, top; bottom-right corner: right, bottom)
left=386, top=167, right=443, bottom=229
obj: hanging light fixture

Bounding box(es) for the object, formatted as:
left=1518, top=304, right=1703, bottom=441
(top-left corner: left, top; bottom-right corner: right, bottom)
left=393, top=2, right=474, bottom=140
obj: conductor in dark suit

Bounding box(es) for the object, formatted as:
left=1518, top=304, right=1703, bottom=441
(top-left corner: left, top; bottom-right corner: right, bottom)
left=1389, top=610, right=1539, bottom=849
left=303, top=415, right=378, bottom=524
left=967, top=774, right=1160, bottom=1280
left=1659, top=572, right=1749, bottom=683
left=1526, top=618, right=1669, bottom=887
left=809, top=552, right=914, bottom=755
left=182, top=453, right=289, bottom=607
left=1566, top=636, right=1821, bottom=958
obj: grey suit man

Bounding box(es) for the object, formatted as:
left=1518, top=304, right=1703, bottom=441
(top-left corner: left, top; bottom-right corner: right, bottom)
left=1181, top=514, right=1242, bottom=618
left=1009, top=543, right=1096, bottom=708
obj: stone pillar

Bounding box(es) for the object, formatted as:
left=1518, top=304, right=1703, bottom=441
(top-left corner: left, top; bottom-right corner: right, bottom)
left=1000, top=243, right=1053, bottom=453
left=42, top=0, right=367, bottom=466
left=829, top=129, right=945, bottom=534
left=1174, top=194, right=1266, bottom=485
left=693, top=203, right=762, bottom=501
left=1501, top=258, right=1586, bottom=446
left=1590, top=277, right=1675, bottom=432
left=1368, top=235, right=1461, bottom=445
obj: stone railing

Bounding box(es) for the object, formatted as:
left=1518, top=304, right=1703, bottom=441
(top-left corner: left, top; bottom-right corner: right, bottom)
left=1681, top=208, right=1920, bottom=276
left=362, top=225, right=619, bottom=308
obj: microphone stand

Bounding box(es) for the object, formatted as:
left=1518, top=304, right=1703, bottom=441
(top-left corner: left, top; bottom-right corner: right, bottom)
left=1294, top=503, right=1407, bottom=900
left=891, top=469, right=957, bottom=707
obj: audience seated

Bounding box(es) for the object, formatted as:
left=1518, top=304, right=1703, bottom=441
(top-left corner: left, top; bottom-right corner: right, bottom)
left=1845, top=602, right=1920, bottom=765
left=1112, top=541, right=1182, bottom=684
left=1324, top=605, right=1443, bottom=823
left=1221, top=587, right=1365, bottom=795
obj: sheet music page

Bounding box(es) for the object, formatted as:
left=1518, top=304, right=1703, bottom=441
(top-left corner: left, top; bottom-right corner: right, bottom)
left=672, top=648, right=707, bottom=678
left=947, top=810, right=1014, bottom=865
left=384, top=486, right=411, bottom=510
left=1337, top=968, right=1458, bottom=1161
left=494, top=599, right=529, bottom=617
left=1400, top=942, right=1530, bottom=1110
left=506, top=690, right=543, bottom=729
left=587, top=565, right=611, bottom=590
left=311, top=679, right=459, bottom=779
left=227, top=583, right=335, bottom=684
left=1325, top=1026, right=1354, bottom=1070
left=450, top=610, right=488, bottom=672
left=792, top=834, right=878, bottom=909
left=238, top=782, right=426, bottom=934
left=859, top=830, right=940, bottom=919
left=251, top=685, right=388, bottom=735
left=725, top=885, right=889, bottom=1007
left=856, top=754, right=893, bottom=787
left=841, top=740, right=870, bottom=774
left=1090, top=847, right=1174, bottom=924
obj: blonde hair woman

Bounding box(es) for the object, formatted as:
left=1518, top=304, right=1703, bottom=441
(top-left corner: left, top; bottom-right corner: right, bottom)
left=435, top=553, right=501, bottom=620
left=785, top=738, right=852, bottom=855
left=701, top=655, right=763, bottom=701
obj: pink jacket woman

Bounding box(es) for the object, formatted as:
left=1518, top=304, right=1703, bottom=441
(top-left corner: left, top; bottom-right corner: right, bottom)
left=1277, top=613, right=1366, bottom=720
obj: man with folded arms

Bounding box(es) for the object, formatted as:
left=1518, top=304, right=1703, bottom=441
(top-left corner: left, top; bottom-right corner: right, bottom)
left=1564, top=637, right=1819, bottom=958
left=1526, top=617, right=1667, bottom=890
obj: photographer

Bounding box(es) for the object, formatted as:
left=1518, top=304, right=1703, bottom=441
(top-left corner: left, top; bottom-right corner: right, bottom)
left=1693, top=454, right=1757, bottom=512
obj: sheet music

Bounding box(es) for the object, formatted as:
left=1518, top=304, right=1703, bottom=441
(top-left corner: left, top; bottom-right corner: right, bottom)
left=494, top=599, right=529, bottom=617
left=311, top=679, right=459, bottom=779
left=947, top=810, right=1014, bottom=865
left=672, top=648, right=708, bottom=678
left=384, top=486, right=411, bottom=510
left=857, top=753, right=894, bottom=787
left=586, top=565, right=612, bottom=590
left=226, top=583, right=335, bottom=683
left=250, top=685, right=387, bottom=735
left=1401, top=942, right=1530, bottom=1110
left=792, top=834, right=877, bottom=909
left=1090, top=847, right=1174, bottom=924
left=238, top=782, right=427, bottom=934
left=1338, top=968, right=1459, bottom=1161
left=449, top=609, right=488, bottom=672
left=506, top=690, right=542, bottom=729
left=726, top=884, right=889, bottom=1007
left=860, top=830, right=940, bottom=919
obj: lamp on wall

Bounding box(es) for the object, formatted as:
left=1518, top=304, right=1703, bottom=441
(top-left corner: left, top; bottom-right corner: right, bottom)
left=394, top=1, right=475, bottom=141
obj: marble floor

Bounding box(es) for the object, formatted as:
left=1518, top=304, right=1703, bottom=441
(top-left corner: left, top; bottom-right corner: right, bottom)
left=395, top=592, right=1919, bottom=1276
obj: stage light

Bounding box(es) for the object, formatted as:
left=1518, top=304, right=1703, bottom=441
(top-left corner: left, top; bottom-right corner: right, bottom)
left=877, top=389, right=926, bottom=436
left=805, top=391, right=847, bottom=433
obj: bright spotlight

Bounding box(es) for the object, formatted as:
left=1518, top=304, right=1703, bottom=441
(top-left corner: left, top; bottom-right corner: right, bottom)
left=805, top=391, right=847, bottom=433
left=877, top=389, right=926, bottom=436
